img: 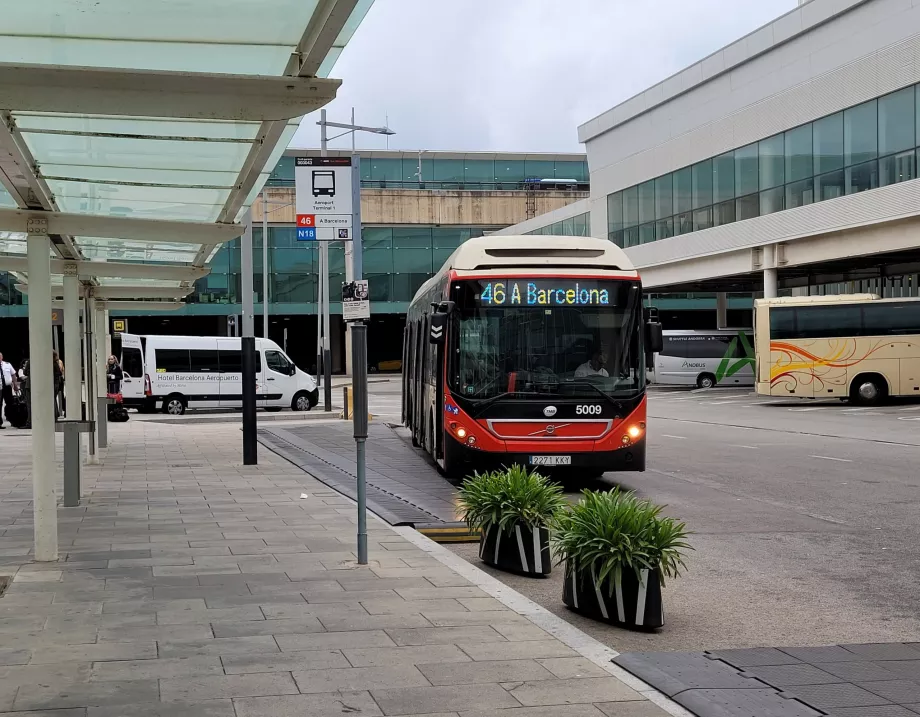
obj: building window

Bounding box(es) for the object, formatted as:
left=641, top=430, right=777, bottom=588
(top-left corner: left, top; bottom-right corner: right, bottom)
left=844, top=100, right=878, bottom=167
left=713, top=151, right=734, bottom=203
left=692, top=207, right=712, bottom=232
left=607, top=192, right=623, bottom=234
left=814, top=112, right=844, bottom=175
left=638, top=180, right=656, bottom=225
left=623, top=186, right=639, bottom=228
left=713, top=200, right=735, bottom=227
left=735, top=193, right=759, bottom=221
left=624, top=227, right=639, bottom=248
left=691, top=159, right=713, bottom=209
left=759, top=134, right=784, bottom=190
left=815, top=169, right=845, bottom=202
left=673, top=167, right=692, bottom=215
left=734, top=143, right=759, bottom=197
left=845, top=160, right=879, bottom=195
left=655, top=174, right=673, bottom=219
left=759, top=186, right=784, bottom=215
left=656, top=217, right=674, bottom=240
left=880, top=149, right=916, bottom=186
left=785, top=124, right=812, bottom=183
left=639, top=222, right=655, bottom=244
left=879, top=86, right=915, bottom=157
left=785, top=178, right=814, bottom=209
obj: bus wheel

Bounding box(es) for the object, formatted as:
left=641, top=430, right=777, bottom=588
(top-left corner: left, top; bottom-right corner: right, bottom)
left=850, top=374, right=887, bottom=405
left=163, top=394, right=186, bottom=415
left=696, top=373, right=716, bottom=389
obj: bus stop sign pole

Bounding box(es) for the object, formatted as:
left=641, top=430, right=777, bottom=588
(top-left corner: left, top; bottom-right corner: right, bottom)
left=351, top=320, right=368, bottom=564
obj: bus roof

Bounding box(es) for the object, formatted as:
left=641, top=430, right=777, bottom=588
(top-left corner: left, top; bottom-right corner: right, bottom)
left=413, top=235, right=638, bottom=303
left=754, top=293, right=881, bottom=307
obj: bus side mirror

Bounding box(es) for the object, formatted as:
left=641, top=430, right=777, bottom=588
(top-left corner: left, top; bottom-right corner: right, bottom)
left=429, top=313, right=447, bottom=344
left=645, top=321, right=663, bottom=354
left=428, top=301, right=455, bottom=345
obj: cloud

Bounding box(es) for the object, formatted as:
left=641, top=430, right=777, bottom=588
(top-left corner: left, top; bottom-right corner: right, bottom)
left=290, top=0, right=797, bottom=153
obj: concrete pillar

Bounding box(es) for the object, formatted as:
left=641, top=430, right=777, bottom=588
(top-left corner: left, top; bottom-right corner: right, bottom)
left=764, top=268, right=778, bottom=299
left=95, top=305, right=108, bottom=448
left=83, top=297, right=97, bottom=464
left=27, top=229, right=58, bottom=561
left=715, top=292, right=728, bottom=329
left=63, top=276, right=82, bottom=419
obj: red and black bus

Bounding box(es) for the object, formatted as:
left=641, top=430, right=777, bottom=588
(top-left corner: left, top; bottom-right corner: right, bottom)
left=402, top=235, right=662, bottom=479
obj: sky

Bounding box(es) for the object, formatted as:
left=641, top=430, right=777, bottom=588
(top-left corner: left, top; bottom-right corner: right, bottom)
left=290, top=0, right=798, bottom=154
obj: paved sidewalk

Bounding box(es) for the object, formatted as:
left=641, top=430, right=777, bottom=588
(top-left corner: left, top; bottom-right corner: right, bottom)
left=0, top=420, right=673, bottom=716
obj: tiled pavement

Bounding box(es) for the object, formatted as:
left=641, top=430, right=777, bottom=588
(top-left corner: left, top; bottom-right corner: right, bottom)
left=616, top=646, right=920, bottom=716
left=0, top=419, right=672, bottom=716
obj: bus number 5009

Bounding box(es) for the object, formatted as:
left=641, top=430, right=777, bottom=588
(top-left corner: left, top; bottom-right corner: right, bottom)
left=575, top=405, right=602, bottom=415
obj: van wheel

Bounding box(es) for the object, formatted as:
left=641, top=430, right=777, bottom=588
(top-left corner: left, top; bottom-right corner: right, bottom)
left=850, top=374, right=887, bottom=405
left=163, top=394, right=186, bottom=415
left=292, top=392, right=312, bottom=412
left=697, top=373, right=716, bottom=389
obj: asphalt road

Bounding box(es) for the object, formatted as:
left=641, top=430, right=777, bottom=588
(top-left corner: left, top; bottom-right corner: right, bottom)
left=446, top=386, right=920, bottom=653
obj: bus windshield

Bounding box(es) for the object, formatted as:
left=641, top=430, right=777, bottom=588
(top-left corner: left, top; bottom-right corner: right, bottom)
left=448, top=278, right=644, bottom=401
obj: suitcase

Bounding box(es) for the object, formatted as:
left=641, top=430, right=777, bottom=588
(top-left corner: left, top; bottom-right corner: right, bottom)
left=5, top=395, right=28, bottom=428
left=107, top=393, right=130, bottom=423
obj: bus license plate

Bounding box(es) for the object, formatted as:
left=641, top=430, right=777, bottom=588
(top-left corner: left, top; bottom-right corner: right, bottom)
left=530, top=455, right=571, bottom=466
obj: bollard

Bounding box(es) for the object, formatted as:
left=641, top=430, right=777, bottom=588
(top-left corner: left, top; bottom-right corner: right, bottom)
left=343, top=386, right=350, bottom=420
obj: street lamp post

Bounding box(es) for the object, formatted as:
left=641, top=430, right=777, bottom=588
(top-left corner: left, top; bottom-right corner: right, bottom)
left=315, top=109, right=394, bottom=392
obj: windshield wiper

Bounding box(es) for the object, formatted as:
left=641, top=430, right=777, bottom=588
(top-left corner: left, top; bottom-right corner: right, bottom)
left=566, top=380, right=628, bottom=416
left=467, top=390, right=544, bottom=416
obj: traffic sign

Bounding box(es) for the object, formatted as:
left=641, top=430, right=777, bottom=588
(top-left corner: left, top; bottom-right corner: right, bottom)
left=296, top=227, right=317, bottom=241
left=296, top=214, right=315, bottom=227
left=342, top=280, right=370, bottom=322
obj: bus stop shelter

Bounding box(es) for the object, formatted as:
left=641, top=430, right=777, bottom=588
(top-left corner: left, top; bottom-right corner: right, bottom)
left=0, top=0, right=374, bottom=561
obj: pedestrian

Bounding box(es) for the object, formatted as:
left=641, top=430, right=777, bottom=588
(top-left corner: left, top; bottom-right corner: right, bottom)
left=52, top=351, right=63, bottom=420
left=53, top=350, right=64, bottom=417
left=18, top=358, right=30, bottom=429
left=106, top=355, right=123, bottom=395
left=0, top=352, right=18, bottom=429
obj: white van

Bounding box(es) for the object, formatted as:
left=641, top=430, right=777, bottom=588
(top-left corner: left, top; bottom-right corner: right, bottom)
left=650, top=329, right=756, bottom=388
left=119, top=333, right=318, bottom=415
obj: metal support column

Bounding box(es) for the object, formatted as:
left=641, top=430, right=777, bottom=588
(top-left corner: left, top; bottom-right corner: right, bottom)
left=83, top=297, right=97, bottom=464
left=764, top=268, right=778, bottom=299
left=95, top=305, right=108, bottom=449
left=63, top=276, right=82, bottom=419
left=322, top=240, right=331, bottom=411
left=715, top=292, right=728, bottom=329
left=316, top=244, right=324, bottom=389
left=352, top=322, right=369, bottom=564
left=241, top=211, right=258, bottom=465
left=262, top=192, right=269, bottom=339
left=26, top=225, right=58, bottom=561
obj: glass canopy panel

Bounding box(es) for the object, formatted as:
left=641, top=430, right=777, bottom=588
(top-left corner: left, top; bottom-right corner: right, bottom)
left=48, top=180, right=231, bottom=221
left=96, top=277, right=186, bottom=288
left=79, top=239, right=201, bottom=264
left=0, top=187, right=16, bottom=209
left=0, top=232, right=29, bottom=255
left=2, top=0, right=321, bottom=73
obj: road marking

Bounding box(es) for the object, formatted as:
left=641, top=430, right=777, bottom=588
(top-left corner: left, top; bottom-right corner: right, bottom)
left=897, top=416, right=920, bottom=421
left=661, top=434, right=687, bottom=439
left=841, top=407, right=875, bottom=412
left=788, top=406, right=832, bottom=412
left=708, top=400, right=743, bottom=405
left=729, top=444, right=758, bottom=449
left=899, top=406, right=920, bottom=411
left=810, top=455, right=852, bottom=462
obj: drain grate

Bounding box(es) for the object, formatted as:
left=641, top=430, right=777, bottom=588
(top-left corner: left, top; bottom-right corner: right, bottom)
left=0, top=576, right=9, bottom=598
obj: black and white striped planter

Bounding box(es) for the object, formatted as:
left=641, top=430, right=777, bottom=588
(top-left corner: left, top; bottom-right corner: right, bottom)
left=478, top=522, right=551, bottom=577
left=562, top=564, right=664, bottom=629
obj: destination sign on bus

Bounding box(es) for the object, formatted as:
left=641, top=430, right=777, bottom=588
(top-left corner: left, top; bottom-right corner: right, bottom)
left=477, top=279, right=610, bottom=307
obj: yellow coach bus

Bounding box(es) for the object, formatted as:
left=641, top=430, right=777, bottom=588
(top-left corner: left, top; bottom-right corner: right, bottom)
left=754, top=294, right=920, bottom=404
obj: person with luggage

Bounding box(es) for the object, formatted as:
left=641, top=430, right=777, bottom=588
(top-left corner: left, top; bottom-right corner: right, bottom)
left=106, top=355, right=123, bottom=394
left=0, top=353, right=19, bottom=429
left=52, top=350, right=64, bottom=420
left=106, top=356, right=129, bottom=423
left=18, top=358, right=30, bottom=429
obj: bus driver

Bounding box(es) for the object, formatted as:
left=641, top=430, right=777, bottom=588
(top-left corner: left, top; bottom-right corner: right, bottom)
left=575, top=349, right=609, bottom=378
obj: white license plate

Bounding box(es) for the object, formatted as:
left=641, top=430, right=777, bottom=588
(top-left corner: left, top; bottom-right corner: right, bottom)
left=530, top=455, right=571, bottom=466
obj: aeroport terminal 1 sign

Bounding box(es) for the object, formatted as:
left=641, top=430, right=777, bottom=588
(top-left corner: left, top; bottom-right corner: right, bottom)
left=294, top=156, right=353, bottom=241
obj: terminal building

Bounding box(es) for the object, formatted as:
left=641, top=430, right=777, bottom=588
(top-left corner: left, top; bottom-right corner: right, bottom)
left=0, top=150, right=588, bottom=371
left=499, top=0, right=920, bottom=329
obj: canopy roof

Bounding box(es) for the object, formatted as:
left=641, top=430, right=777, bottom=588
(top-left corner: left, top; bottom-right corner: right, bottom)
left=0, top=0, right=373, bottom=301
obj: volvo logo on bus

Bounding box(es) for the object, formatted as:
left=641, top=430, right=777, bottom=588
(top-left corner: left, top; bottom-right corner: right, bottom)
left=543, top=406, right=557, bottom=417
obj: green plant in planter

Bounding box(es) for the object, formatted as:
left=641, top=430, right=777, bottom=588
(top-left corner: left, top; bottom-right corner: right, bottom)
left=458, top=464, right=567, bottom=533
left=552, top=488, right=690, bottom=627
left=552, top=488, right=691, bottom=587
left=458, top=465, right=568, bottom=576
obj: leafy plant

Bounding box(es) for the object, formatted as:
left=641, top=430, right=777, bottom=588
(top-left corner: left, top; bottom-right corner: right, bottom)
left=551, top=488, right=691, bottom=590
left=458, top=464, right=568, bottom=534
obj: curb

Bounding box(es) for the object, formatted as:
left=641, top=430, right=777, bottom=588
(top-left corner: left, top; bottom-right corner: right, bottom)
left=394, top=525, right=694, bottom=717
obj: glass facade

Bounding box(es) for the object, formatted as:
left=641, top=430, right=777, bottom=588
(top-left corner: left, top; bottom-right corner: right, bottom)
left=525, top=212, right=591, bottom=237
left=269, top=156, right=589, bottom=190
left=188, top=225, right=501, bottom=309
left=607, top=85, right=920, bottom=248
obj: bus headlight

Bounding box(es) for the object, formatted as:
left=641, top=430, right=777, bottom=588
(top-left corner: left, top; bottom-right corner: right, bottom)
left=627, top=425, right=642, bottom=439
left=456, top=427, right=467, bottom=439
